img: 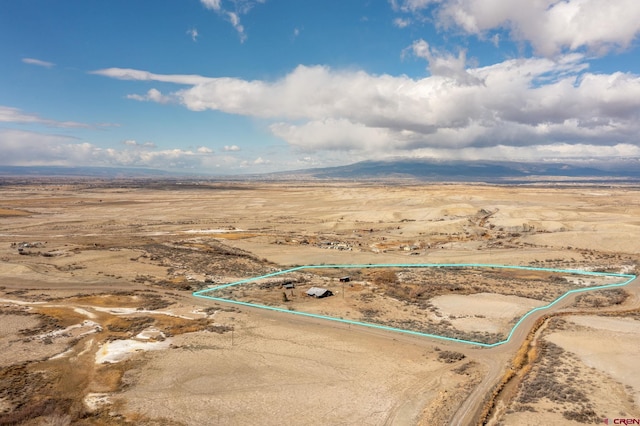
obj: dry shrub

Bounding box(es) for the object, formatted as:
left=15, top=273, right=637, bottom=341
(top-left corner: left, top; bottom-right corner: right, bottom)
left=106, top=316, right=154, bottom=334
left=437, top=350, right=466, bottom=363
left=39, top=413, right=72, bottom=426
left=93, top=365, right=127, bottom=392
left=372, top=270, right=398, bottom=285
left=0, top=398, right=78, bottom=426
left=452, top=361, right=476, bottom=375
left=160, top=317, right=218, bottom=335
left=573, top=289, right=628, bottom=308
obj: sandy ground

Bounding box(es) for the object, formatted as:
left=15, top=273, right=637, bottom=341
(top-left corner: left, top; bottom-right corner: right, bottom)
left=496, top=313, right=640, bottom=425
left=547, top=315, right=640, bottom=407
left=118, top=309, right=473, bottom=425
left=0, top=180, right=638, bottom=425
left=430, top=293, right=545, bottom=335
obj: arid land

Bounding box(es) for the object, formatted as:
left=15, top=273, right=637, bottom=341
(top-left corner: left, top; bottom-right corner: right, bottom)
left=0, top=179, right=638, bottom=425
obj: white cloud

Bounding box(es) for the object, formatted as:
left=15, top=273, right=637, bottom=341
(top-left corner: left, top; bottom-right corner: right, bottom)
left=240, top=156, right=272, bottom=167
left=197, top=146, right=213, bottom=153
left=126, top=88, right=173, bottom=104
left=390, top=0, right=439, bottom=13
left=22, top=57, right=55, bottom=68
left=226, top=12, right=245, bottom=42
left=393, top=0, right=640, bottom=57
left=94, top=57, right=640, bottom=163
left=199, top=0, right=266, bottom=42
left=223, top=144, right=241, bottom=151
left=405, top=143, right=640, bottom=163
left=393, top=17, right=411, bottom=28
left=201, top=0, right=222, bottom=11
left=187, top=27, right=199, bottom=41
left=408, top=39, right=481, bottom=84
left=0, top=128, right=91, bottom=166
left=91, top=68, right=211, bottom=85
left=122, top=139, right=157, bottom=148
left=0, top=105, right=98, bottom=128
left=270, top=119, right=399, bottom=152
left=0, top=128, right=245, bottom=172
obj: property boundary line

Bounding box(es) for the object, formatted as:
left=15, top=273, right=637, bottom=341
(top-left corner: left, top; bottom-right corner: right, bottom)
left=192, top=263, right=637, bottom=347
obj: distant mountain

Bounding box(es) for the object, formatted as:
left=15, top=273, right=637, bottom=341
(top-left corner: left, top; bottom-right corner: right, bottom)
left=273, top=159, right=640, bottom=183
left=1, top=160, right=637, bottom=182
left=0, top=166, right=183, bottom=178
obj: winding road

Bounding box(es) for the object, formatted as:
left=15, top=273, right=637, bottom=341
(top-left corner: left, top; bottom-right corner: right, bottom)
left=449, top=275, right=639, bottom=426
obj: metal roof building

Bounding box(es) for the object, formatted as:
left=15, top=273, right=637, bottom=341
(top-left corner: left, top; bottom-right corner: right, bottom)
left=306, top=287, right=333, bottom=298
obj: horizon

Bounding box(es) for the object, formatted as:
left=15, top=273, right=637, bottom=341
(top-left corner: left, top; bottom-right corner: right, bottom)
left=2, top=158, right=639, bottom=183
left=1, top=1, right=640, bottom=174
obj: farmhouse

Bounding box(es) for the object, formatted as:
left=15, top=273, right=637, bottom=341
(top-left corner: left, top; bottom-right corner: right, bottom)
left=306, top=287, right=333, bottom=298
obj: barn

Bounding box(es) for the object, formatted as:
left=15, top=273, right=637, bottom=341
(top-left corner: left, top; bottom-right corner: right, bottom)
left=306, top=287, right=333, bottom=298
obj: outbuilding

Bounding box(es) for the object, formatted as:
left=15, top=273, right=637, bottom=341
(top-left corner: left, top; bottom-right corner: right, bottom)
left=306, top=287, right=333, bottom=298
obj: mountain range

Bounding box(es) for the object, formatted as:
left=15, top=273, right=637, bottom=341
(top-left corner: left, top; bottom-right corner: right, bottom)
left=270, top=159, right=640, bottom=183
left=1, top=160, right=638, bottom=183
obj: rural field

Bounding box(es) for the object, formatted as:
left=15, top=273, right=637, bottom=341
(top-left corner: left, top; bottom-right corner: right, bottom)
left=0, top=179, right=639, bottom=425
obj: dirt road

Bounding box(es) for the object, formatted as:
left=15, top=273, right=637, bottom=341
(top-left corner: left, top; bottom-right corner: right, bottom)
left=450, top=275, right=639, bottom=425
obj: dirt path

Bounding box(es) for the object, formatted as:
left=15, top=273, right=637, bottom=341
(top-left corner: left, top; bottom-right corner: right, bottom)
left=451, top=275, right=640, bottom=425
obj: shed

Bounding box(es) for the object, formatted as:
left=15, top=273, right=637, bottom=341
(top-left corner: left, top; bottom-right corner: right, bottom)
left=306, top=287, right=333, bottom=298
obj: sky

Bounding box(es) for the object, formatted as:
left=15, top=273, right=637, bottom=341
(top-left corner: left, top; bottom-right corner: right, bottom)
left=1, top=0, right=640, bottom=175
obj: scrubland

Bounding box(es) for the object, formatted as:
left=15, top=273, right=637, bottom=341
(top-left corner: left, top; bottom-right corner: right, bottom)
left=0, top=179, right=638, bottom=425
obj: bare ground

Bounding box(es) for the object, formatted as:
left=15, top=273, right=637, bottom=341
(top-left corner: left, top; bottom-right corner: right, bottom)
left=0, top=180, right=638, bottom=425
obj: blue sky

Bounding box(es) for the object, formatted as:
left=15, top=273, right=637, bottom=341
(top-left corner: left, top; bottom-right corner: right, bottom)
left=1, top=0, right=640, bottom=174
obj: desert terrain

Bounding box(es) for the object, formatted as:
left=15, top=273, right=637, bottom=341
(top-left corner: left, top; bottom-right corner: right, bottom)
left=0, top=179, right=638, bottom=425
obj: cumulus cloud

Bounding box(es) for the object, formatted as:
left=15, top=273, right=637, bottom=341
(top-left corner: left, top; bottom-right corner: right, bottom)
left=0, top=128, right=241, bottom=171
left=393, top=0, right=640, bottom=57
left=270, top=119, right=400, bottom=152
left=223, top=144, right=241, bottom=151
left=398, top=143, right=640, bottom=163
left=22, top=57, right=55, bottom=68
left=0, top=129, right=93, bottom=166
left=197, top=146, right=213, bottom=153
left=93, top=56, right=640, bottom=163
left=240, top=156, right=271, bottom=167
left=408, top=39, right=482, bottom=85
left=122, top=139, right=157, bottom=148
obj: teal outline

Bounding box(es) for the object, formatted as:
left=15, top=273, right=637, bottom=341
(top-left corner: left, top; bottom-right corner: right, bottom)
left=192, top=263, right=636, bottom=347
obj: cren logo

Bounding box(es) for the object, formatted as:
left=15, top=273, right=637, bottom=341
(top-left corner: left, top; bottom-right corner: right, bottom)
left=607, top=419, right=640, bottom=425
